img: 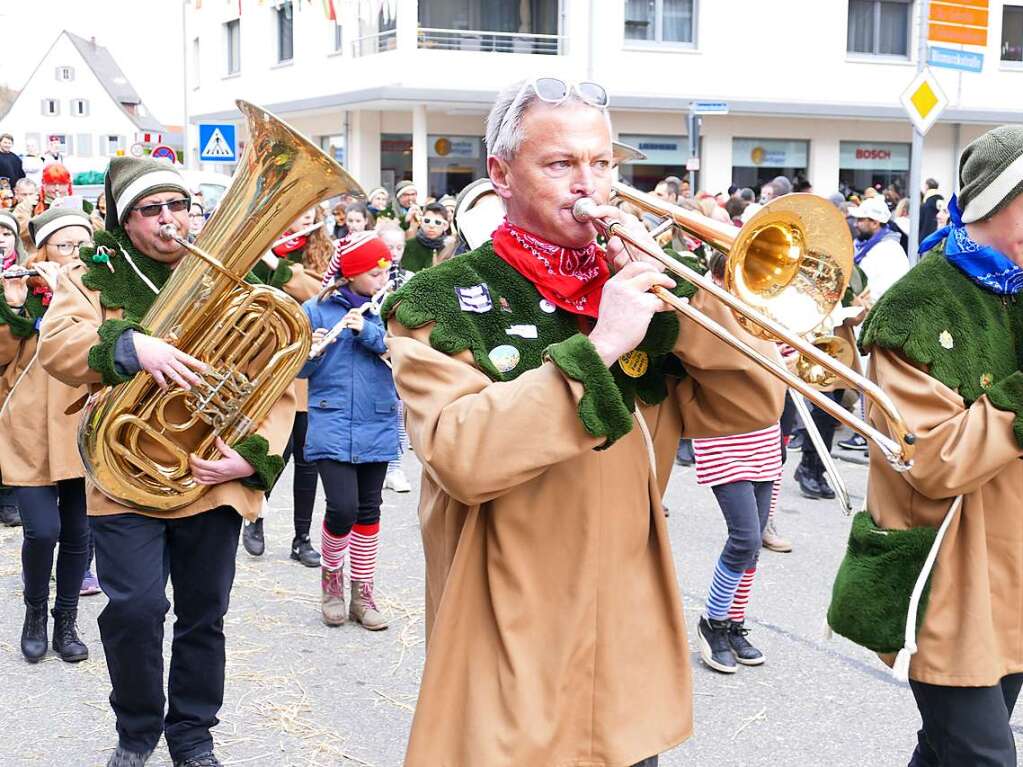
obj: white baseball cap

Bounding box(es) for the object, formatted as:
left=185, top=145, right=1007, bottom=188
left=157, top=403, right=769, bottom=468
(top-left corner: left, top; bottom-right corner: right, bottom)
left=847, top=196, right=891, bottom=224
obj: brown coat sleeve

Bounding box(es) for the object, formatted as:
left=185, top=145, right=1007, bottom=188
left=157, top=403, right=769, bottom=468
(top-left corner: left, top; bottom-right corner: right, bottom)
left=0, top=323, right=23, bottom=368
left=36, top=263, right=106, bottom=388
left=281, top=263, right=323, bottom=303
left=673, top=288, right=787, bottom=437
left=870, top=347, right=1023, bottom=503
left=387, top=321, right=605, bottom=506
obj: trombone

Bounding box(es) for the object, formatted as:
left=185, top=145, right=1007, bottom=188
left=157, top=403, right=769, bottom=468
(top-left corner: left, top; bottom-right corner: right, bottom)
left=574, top=183, right=916, bottom=471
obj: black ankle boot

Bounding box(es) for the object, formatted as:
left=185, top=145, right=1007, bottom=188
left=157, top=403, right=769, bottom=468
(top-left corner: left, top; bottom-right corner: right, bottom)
left=794, top=462, right=825, bottom=499
left=52, top=608, right=89, bottom=663
left=697, top=616, right=737, bottom=673
left=242, top=518, right=264, bottom=556
left=21, top=603, right=48, bottom=663
left=290, top=534, right=321, bottom=567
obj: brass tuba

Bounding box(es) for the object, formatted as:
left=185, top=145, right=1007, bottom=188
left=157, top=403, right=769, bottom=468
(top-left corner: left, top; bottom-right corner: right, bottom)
left=79, top=100, right=364, bottom=511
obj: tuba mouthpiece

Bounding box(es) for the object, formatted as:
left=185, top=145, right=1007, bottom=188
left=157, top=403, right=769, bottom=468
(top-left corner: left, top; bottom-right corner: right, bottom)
left=572, top=197, right=599, bottom=224
left=159, top=224, right=180, bottom=241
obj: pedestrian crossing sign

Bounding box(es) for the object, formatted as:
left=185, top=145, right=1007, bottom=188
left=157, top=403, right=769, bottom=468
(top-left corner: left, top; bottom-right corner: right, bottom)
left=900, top=68, right=949, bottom=136
left=198, top=123, right=237, bottom=163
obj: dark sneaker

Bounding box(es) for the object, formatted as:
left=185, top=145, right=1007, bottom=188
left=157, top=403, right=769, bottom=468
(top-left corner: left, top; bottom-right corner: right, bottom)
left=837, top=433, right=868, bottom=451
left=242, top=518, right=264, bottom=557
left=787, top=431, right=805, bottom=452
left=794, top=464, right=825, bottom=500
left=727, top=621, right=765, bottom=666
left=0, top=504, right=21, bottom=526
left=290, top=535, right=321, bottom=567
left=106, top=746, right=153, bottom=767
left=174, top=753, right=222, bottom=767
left=698, top=616, right=737, bottom=674
left=674, top=439, right=695, bottom=466
left=817, top=471, right=837, bottom=500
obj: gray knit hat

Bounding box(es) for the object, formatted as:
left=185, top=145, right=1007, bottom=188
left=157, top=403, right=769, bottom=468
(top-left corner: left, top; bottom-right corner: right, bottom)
left=28, top=207, right=92, bottom=248
left=103, top=156, right=188, bottom=230
left=958, top=126, right=1023, bottom=224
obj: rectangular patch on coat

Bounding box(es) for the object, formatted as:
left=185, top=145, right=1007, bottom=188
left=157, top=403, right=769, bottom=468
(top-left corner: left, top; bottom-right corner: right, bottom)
left=455, top=283, right=493, bottom=314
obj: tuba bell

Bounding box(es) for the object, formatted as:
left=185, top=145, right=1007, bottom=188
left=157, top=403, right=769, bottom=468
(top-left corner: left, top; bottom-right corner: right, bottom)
left=79, top=100, right=365, bottom=511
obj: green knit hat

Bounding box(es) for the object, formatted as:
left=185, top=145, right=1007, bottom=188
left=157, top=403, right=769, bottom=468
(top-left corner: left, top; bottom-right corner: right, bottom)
left=28, top=207, right=93, bottom=248
left=103, top=156, right=188, bottom=230
left=958, top=125, right=1023, bottom=224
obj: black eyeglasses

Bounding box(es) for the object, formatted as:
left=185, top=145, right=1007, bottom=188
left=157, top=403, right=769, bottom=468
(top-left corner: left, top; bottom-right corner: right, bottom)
left=132, top=197, right=191, bottom=218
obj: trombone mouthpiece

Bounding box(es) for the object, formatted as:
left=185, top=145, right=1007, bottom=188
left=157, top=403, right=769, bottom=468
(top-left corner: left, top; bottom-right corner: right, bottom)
left=572, top=198, right=598, bottom=223
left=159, top=224, right=179, bottom=241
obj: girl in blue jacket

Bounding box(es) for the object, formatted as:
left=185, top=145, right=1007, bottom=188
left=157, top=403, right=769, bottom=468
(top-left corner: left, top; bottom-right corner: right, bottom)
left=299, top=232, right=397, bottom=631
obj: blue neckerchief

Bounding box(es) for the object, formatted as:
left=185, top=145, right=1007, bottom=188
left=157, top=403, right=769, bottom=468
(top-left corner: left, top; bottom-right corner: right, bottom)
left=338, top=284, right=371, bottom=308
left=853, top=227, right=889, bottom=265
left=919, top=195, right=1023, bottom=296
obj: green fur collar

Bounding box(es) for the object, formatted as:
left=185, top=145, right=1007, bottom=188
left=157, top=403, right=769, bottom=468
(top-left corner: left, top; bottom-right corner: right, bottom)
left=383, top=242, right=692, bottom=410
left=81, top=228, right=171, bottom=323
left=860, top=244, right=1023, bottom=406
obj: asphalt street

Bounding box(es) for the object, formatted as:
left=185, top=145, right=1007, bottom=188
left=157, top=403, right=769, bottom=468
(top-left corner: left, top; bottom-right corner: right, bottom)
left=0, top=434, right=1018, bottom=766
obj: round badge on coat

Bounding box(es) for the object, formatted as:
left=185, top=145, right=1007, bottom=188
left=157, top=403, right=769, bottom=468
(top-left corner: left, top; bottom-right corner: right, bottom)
left=618, top=350, right=649, bottom=378
left=488, top=344, right=520, bottom=373
left=539, top=299, right=556, bottom=314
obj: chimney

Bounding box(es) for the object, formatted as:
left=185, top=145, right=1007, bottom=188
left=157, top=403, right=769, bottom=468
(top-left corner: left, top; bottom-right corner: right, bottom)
left=90, top=36, right=97, bottom=50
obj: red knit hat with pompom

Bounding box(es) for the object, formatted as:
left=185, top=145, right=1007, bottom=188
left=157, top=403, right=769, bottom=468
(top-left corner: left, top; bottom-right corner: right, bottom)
left=336, top=231, right=391, bottom=278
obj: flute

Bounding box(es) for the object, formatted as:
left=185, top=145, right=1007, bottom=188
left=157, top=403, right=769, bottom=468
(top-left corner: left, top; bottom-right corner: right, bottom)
left=308, top=282, right=393, bottom=360
left=260, top=221, right=327, bottom=270
left=0, top=267, right=39, bottom=279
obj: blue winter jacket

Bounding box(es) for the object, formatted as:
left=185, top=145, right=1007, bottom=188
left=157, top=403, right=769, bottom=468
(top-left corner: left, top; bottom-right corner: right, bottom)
left=298, top=291, right=399, bottom=464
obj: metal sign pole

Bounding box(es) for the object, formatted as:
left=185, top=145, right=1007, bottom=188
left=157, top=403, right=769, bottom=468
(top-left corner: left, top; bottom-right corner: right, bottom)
left=908, top=0, right=930, bottom=265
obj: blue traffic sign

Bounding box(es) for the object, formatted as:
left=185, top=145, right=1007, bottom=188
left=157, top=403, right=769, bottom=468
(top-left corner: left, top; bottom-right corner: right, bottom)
left=928, top=46, right=984, bottom=73
left=198, top=123, right=237, bottom=162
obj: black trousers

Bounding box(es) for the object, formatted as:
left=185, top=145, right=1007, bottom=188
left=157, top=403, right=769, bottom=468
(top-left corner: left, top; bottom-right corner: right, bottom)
left=17, top=478, right=88, bottom=612
left=908, top=673, right=1023, bottom=766
left=91, top=506, right=242, bottom=762
left=798, top=390, right=843, bottom=475
left=272, top=411, right=319, bottom=538
left=316, top=460, right=387, bottom=537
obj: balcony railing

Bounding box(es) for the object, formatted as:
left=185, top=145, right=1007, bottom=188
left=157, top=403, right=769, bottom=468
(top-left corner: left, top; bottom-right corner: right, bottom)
left=417, top=27, right=563, bottom=55
left=352, top=28, right=398, bottom=57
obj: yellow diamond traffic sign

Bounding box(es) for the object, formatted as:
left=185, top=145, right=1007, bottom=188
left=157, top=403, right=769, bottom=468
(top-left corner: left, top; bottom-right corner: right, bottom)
left=900, top=67, right=949, bottom=135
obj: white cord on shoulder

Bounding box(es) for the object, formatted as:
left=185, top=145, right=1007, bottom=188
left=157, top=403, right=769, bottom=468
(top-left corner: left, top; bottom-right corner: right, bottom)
left=118, top=244, right=160, bottom=296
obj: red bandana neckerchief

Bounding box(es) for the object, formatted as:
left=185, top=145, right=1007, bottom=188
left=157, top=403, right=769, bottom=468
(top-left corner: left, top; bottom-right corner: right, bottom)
left=272, top=232, right=308, bottom=258
left=491, top=218, right=609, bottom=318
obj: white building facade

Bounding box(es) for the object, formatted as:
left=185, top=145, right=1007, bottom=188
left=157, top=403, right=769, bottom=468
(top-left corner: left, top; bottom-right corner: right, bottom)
left=185, top=0, right=1023, bottom=198
left=1, top=32, right=170, bottom=178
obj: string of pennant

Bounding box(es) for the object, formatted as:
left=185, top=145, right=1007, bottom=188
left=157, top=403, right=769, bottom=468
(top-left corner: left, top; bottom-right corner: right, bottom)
left=192, top=0, right=398, bottom=23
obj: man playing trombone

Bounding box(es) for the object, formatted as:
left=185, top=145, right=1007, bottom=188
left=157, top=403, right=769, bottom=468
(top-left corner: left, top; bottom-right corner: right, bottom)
left=383, top=77, right=691, bottom=767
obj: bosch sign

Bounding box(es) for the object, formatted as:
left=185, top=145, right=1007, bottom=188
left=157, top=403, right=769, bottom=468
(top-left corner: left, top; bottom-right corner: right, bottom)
left=855, top=148, right=892, bottom=161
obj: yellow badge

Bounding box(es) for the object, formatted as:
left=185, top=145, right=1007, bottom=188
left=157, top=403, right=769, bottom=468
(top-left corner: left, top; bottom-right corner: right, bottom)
left=939, top=330, right=954, bottom=350
left=980, top=373, right=993, bottom=390
left=618, top=350, right=649, bottom=378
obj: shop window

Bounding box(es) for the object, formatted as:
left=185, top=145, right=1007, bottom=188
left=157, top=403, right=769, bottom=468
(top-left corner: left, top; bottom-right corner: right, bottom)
left=277, top=2, right=294, bottom=63
left=838, top=140, right=911, bottom=196
left=616, top=133, right=690, bottom=192
left=731, top=138, right=809, bottom=193
left=1002, top=5, right=1023, bottom=63
left=101, top=135, right=125, bottom=157
left=50, top=134, right=71, bottom=155
left=225, top=19, right=241, bottom=74
left=624, top=0, right=695, bottom=45
left=848, top=0, right=911, bottom=57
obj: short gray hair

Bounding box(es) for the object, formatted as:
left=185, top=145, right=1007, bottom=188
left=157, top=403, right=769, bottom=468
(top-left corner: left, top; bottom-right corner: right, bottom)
left=485, top=80, right=610, bottom=161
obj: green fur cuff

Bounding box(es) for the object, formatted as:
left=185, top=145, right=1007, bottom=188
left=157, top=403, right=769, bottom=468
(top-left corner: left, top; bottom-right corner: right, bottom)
left=0, top=294, right=37, bottom=338
left=984, top=371, right=1023, bottom=448
left=234, top=434, right=285, bottom=491
left=268, top=261, right=294, bottom=289
left=545, top=333, right=633, bottom=449
left=87, top=319, right=148, bottom=386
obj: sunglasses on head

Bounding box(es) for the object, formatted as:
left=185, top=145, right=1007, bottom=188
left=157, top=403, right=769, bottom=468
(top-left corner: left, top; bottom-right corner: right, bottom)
left=499, top=78, right=609, bottom=135
left=132, top=197, right=191, bottom=218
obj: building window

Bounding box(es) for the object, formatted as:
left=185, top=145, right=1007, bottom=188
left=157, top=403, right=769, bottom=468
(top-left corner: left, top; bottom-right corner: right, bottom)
left=71, top=99, right=89, bottom=117
left=41, top=99, right=59, bottom=116
left=847, top=0, right=911, bottom=57
left=192, top=37, right=200, bottom=88
left=225, top=19, right=241, bottom=74
left=50, top=134, right=72, bottom=155
left=624, top=0, right=695, bottom=45
left=276, top=2, right=294, bottom=63
left=333, top=21, right=343, bottom=52
left=731, top=138, right=810, bottom=192
left=55, top=66, right=74, bottom=81
left=1002, top=5, right=1023, bottom=63
left=354, top=4, right=397, bottom=56
left=101, top=135, right=125, bottom=157
left=616, top=133, right=690, bottom=191
left=418, top=0, right=562, bottom=54
left=76, top=134, right=92, bottom=156
left=839, top=140, right=911, bottom=196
